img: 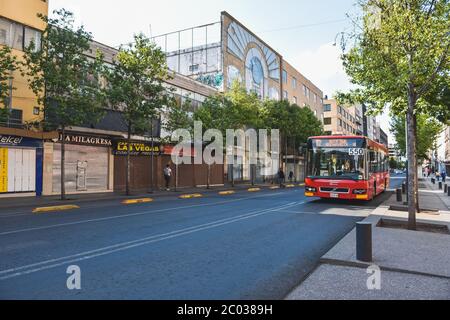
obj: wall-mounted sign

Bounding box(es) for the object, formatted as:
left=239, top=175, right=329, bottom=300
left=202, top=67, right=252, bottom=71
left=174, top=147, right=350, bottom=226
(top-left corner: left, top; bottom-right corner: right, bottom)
left=113, top=141, right=161, bottom=156
left=0, top=134, right=42, bottom=148
left=59, top=134, right=112, bottom=147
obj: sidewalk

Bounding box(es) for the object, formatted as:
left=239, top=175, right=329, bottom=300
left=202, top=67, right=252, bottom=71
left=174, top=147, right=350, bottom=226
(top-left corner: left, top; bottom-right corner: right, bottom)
left=0, top=181, right=298, bottom=211
left=286, top=180, right=450, bottom=300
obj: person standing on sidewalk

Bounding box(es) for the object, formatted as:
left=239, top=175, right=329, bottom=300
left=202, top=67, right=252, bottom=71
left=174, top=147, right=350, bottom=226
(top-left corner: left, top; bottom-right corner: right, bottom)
left=163, top=164, right=172, bottom=191
left=441, top=170, right=446, bottom=183
left=277, top=168, right=285, bottom=188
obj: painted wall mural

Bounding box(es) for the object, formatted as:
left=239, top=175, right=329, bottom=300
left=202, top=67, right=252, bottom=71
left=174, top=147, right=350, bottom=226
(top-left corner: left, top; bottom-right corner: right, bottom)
left=227, top=65, right=242, bottom=88
left=227, top=21, right=280, bottom=81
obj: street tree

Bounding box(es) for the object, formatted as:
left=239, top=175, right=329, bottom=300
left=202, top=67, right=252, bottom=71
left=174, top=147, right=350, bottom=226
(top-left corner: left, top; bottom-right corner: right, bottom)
left=337, top=0, right=450, bottom=229
left=22, top=9, right=105, bottom=200
left=0, top=45, right=18, bottom=125
left=390, top=113, right=444, bottom=160
left=105, top=33, right=170, bottom=196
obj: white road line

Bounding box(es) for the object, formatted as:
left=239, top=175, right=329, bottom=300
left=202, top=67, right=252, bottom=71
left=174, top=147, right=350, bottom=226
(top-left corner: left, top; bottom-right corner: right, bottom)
left=0, top=201, right=301, bottom=280
left=0, top=192, right=290, bottom=236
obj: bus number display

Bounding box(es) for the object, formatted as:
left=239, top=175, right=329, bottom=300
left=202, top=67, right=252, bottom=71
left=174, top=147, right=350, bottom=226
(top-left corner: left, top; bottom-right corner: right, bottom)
left=348, top=148, right=364, bottom=156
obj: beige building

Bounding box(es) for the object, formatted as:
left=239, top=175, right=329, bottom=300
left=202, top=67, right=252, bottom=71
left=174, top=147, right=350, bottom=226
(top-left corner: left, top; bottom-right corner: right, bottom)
left=281, top=60, right=323, bottom=121
left=323, top=98, right=362, bottom=136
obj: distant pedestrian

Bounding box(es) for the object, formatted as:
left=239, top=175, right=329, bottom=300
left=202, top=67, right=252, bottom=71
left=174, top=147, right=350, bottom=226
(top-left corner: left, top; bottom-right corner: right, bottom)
left=163, top=164, right=172, bottom=191
left=436, top=171, right=440, bottom=181
left=277, top=168, right=285, bottom=187
left=442, top=171, right=446, bottom=183
left=289, top=171, right=294, bottom=182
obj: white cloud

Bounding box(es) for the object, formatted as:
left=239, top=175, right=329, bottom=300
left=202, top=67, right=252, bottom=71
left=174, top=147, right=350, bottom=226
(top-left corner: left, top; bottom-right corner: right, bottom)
left=288, top=42, right=353, bottom=97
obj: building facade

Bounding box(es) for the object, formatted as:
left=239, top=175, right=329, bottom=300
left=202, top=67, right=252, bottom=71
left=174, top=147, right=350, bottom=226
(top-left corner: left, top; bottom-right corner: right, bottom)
left=0, top=0, right=57, bottom=197
left=322, top=98, right=361, bottom=136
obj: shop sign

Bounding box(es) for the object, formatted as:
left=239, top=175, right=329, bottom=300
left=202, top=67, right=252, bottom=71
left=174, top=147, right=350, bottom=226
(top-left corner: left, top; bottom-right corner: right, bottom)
left=59, top=134, right=112, bottom=147
left=113, top=141, right=161, bottom=156
left=0, top=134, right=42, bottom=148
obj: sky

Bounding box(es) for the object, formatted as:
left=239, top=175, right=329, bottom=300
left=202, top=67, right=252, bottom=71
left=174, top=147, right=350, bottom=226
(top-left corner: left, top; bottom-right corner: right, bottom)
left=48, top=0, right=393, bottom=141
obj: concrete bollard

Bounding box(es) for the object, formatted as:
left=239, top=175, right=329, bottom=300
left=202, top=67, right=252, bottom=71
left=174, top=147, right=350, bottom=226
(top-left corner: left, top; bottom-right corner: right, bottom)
left=445, top=184, right=448, bottom=193
left=448, top=187, right=450, bottom=197
left=401, top=182, right=406, bottom=194
left=431, top=178, right=436, bottom=184
left=396, top=189, right=402, bottom=202
left=439, top=182, right=442, bottom=190
left=356, top=222, right=372, bottom=262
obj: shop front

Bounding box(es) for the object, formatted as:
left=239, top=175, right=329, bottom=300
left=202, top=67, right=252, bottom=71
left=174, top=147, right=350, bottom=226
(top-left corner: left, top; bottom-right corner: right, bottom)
left=45, top=133, right=114, bottom=195
left=0, top=134, right=43, bottom=196
left=113, top=140, right=161, bottom=192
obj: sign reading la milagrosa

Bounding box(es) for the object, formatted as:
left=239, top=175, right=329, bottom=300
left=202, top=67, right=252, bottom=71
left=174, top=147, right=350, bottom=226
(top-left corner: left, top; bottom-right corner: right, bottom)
left=113, top=141, right=161, bottom=156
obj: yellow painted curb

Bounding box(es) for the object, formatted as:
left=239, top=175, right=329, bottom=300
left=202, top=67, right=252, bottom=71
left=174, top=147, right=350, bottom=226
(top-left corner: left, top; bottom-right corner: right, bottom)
left=286, top=184, right=295, bottom=188
left=32, top=204, right=80, bottom=213
left=219, top=190, right=235, bottom=195
left=122, top=198, right=153, bottom=205
left=179, top=193, right=203, bottom=199
left=298, top=183, right=305, bottom=187
left=248, top=188, right=261, bottom=192
left=270, top=186, right=280, bottom=190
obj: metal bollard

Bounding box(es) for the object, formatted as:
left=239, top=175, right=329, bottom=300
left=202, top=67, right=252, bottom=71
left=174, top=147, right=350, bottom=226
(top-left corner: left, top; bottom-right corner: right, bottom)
left=356, top=222, right=372, bottom=262
left=396, top=188, right=402, bottom=202
left=445, top=184, right=448, bottom=193
left=448, top=186, right=450, bottom=197
left=439, top=182, right=442, bottom=190
left=401, top=182, right=406, bottom=194
left=431, top=178, right=436, bottom=184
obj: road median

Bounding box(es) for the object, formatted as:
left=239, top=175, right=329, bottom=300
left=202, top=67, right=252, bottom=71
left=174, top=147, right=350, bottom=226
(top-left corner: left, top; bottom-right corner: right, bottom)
left=32, top=204, right=80, bottom=214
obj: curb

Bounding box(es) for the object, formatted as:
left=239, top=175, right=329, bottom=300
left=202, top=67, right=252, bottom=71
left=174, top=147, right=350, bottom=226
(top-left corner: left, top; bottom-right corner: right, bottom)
left=121, top=198, right=153, bottom=205
left=32, top=205, right=80, bottom=213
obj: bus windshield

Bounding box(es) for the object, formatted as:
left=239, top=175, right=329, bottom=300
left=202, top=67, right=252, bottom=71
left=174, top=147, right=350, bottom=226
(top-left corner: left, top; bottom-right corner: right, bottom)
left=307, top=147, right=365, bottom=180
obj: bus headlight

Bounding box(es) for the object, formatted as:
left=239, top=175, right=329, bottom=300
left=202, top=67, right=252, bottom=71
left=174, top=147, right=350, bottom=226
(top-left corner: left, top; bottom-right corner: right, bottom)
left=353, top=189, right=367, bottom=194
left=305, top=186, right=316, bottom=192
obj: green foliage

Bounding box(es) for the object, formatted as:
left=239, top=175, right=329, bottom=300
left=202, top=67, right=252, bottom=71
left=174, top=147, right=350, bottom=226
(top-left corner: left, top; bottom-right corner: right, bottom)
left=390, top=113, right=444, bottom=160
left=22, top=9, right=106, bottom=130
left=261, top=100, right=323, bottom=146
left=389, top=157, right=398, bottom=169
left=224, top=81, right=262, bottom=129
left=338, top=0, right=449, bottom=121
left=164, top=96, right=194, bottom=134
left=0, top=45, right=18, bottom=124
left=105, top=33, right=170, bottom=135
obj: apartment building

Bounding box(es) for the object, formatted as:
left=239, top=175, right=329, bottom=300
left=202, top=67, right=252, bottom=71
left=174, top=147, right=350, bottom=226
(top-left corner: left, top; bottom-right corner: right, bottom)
left=322, top=98, right=361, bottom=136
left=281, top=60, right=323, bottom=122
left=0, top=0, right=56, bottom=196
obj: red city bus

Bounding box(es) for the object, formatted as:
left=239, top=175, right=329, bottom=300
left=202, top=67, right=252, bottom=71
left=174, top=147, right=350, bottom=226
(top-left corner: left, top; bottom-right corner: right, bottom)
left=304, top=135, right=389, bottom=200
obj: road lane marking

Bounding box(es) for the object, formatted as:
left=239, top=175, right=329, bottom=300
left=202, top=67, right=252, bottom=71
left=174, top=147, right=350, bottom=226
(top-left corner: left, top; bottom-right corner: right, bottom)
left=0, top=201, right=302, bottom=280
left=32, top=205, right=80, bottom=213
left=0, top=191, right=295, bottom=236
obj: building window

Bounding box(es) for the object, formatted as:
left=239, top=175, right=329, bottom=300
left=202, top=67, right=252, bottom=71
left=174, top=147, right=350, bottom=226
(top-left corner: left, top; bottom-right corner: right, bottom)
left=0, top=18, right=11, bottom=45
left=323, top=104, right=331, bottom=112
left=24, top=27, right=41, bottom=51
left=303, top=84, right=307, bottom=96
left=338, top=106, right=342, bottom=114
left=323, top=117, right=332, bottom=125
left=283, top=90, right=288, bottom=100
left=338, top=119, right=343, bottom=127
left=9, top=109, right=23, bottom=128
left=313, top=94, right=317, bottom=103
left=292, top=77, right=297, bottom=89
left=282, top=70, right=287, bottom=84
left=33, top=106, right=40, bottom=115
left=293, top=96, right=297, bottom=104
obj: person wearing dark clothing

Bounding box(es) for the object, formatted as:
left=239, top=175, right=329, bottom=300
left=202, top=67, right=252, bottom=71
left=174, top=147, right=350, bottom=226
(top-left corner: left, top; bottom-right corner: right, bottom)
left=289, top=171, right=294, bottom=182
left=163, top=164, right=172, bottom=191
left=442, top=171, right=446, bottom=183
left=277, top=169, right=285, bottom=187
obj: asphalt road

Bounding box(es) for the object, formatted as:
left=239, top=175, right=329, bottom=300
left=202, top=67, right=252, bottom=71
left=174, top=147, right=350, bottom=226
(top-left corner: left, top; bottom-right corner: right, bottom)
left=0, top=175, right=405, bottom=299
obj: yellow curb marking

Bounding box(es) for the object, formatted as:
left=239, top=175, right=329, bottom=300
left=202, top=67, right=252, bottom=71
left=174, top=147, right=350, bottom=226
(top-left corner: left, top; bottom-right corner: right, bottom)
left=286, top=184, right=295, bottom=188
left=270, top=186, right=280, bottom=189
left=298, top=183, right=305, bottom=187
left=179, top=193, right=203, bottom=199
left=32, top=205, right=80, bottom=213
left=219, top=190, right=235, bottom=195
left=122, top=198, right=153, bottom=205
left=248, top=188, right=261, bottom=192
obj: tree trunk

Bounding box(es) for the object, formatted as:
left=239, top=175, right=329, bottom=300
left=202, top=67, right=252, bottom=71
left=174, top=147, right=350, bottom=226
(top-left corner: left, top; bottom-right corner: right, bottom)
left=406, top=90, right=417, bottom=230
left=60, top=126, right=66, bottom=200
left=413, top=113, right=420, bottom=213
left=284, top=136, right=288, bottom=174
left=126, top=123, right=131, bottom=196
